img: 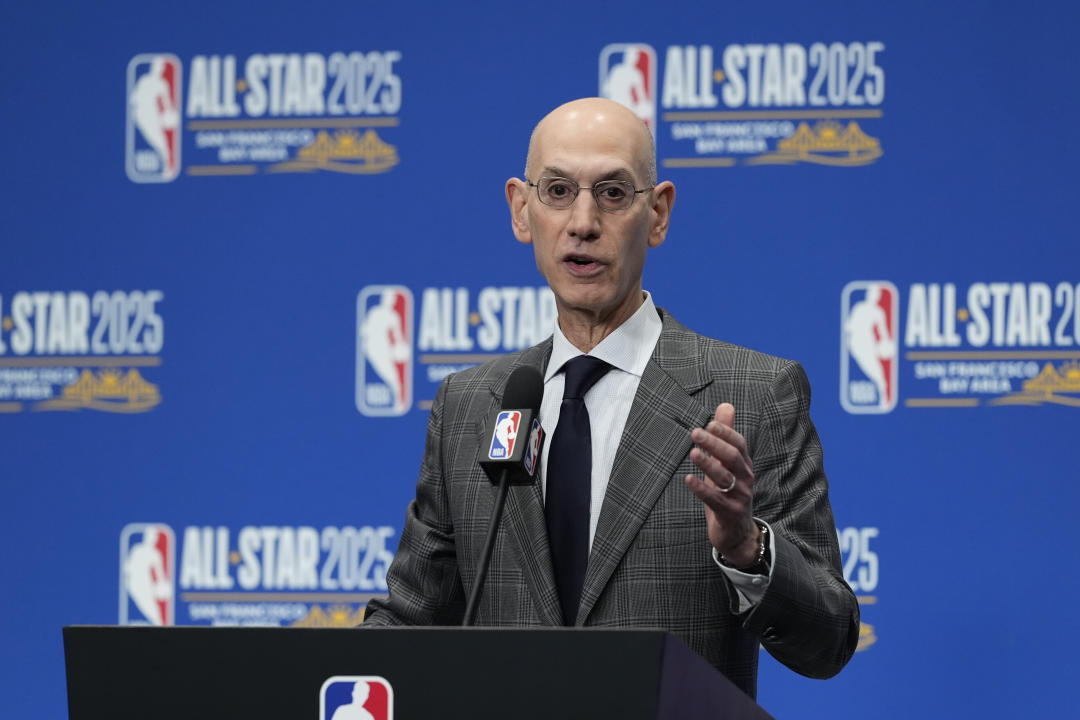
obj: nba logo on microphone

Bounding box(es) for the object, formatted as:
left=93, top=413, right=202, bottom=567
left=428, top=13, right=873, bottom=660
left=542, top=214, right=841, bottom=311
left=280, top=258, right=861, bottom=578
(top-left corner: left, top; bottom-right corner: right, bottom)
left=357, top=286, right=413, bottom=416
left=126, top=54, right=182, bottom=183
left=599, top=44, right=657, bottom=135
left=488, top=410, right=521, bottom=459
left=321, top=676, right=393, bottom=720
left=841, top=281, right=899, bottom=414
left=119, top=523, right=175, bottom=626
left=522, top=418, right=543, bottom=476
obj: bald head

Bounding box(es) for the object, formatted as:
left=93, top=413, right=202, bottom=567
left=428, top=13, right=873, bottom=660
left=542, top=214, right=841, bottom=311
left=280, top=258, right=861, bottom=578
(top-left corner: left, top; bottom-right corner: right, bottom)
left=524, top=97, right=656, bottom=186
left=504, top=97, right=676, bottom=343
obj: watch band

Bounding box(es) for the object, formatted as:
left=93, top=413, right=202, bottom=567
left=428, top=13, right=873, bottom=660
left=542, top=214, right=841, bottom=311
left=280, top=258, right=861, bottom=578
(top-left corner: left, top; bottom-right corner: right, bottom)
left=718, top=519, right=770, bottom=574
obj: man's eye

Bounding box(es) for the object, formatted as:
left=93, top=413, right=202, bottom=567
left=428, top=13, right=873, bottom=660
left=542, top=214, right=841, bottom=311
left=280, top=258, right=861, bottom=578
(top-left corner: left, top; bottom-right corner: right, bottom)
left=547, top=182, right=573, bottom=197
left=599, top=184, right=628, bottom=199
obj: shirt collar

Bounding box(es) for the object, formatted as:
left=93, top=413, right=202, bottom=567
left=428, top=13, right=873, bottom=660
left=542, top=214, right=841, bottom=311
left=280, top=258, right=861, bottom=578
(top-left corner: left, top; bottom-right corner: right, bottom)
left=546, top=291, right=662, bottom=382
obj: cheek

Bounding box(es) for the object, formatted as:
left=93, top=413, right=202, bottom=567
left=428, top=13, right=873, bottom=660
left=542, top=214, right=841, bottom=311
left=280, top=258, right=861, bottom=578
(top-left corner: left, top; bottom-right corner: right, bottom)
left=528, top=233, right=558, bottom=278
left=623, top=246, right=647, bottom=282
left=530, top=218, right=564, bottom=258
left=618, top=222, right=651, bottom=275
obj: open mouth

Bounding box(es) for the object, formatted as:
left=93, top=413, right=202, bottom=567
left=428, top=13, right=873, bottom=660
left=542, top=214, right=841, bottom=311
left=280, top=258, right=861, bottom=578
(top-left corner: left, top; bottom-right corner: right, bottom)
left=565, top=253, right=602, bottom=268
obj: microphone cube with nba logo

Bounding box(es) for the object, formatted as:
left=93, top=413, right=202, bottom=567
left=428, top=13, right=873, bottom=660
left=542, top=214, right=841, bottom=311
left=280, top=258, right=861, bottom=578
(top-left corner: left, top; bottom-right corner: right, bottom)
left=488, top=410, right=521, bottom=460
left=479, top=410, right=544, bottom=485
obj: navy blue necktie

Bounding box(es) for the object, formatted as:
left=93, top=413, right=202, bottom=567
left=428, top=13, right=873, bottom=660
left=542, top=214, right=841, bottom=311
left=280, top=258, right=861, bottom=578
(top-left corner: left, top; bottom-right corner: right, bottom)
left=545, top=355, right=611, bottom=626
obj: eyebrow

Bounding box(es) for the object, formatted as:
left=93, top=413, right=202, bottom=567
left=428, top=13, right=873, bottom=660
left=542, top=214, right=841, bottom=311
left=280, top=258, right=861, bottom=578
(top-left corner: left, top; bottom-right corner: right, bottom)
left=543, top=166, right=637, bottom=184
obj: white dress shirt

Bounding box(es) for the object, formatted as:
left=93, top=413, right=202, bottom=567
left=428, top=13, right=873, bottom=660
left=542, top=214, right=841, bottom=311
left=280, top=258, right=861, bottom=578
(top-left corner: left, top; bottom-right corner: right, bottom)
left=538, top=292, right=773, bottom=608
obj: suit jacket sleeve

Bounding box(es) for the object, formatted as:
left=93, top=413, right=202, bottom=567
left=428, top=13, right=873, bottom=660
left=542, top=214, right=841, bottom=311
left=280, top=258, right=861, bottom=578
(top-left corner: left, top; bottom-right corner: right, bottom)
left=739, top=359, right=860, bottom=678
left=364, top=377, right=466, bottom=626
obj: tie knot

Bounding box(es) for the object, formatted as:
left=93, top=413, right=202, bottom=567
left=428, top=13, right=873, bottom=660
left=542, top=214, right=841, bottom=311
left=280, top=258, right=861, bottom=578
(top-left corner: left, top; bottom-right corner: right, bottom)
left=561, top=356, right=611, bottom=400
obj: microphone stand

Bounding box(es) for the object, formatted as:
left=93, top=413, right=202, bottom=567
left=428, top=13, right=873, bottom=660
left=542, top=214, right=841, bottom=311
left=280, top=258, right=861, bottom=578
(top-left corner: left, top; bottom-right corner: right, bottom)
left=461, top=468, right=512, bottom=627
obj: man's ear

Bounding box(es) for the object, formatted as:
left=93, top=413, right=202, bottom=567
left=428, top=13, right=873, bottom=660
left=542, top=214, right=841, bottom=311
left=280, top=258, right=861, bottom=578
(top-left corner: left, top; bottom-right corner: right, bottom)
left=648, top=180, right=676, bottom=249
left=505, top=178, right=533, bottom=244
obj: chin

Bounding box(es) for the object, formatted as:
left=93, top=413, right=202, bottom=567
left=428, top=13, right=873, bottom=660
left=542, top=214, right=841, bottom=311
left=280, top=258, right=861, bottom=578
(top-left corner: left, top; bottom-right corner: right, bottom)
left=561, top=293, right=622, bottom=319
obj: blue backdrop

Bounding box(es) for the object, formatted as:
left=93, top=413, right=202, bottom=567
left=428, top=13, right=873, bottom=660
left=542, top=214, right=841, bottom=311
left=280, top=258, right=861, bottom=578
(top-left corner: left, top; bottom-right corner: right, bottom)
left=3, top=1, right=1078, bottom=717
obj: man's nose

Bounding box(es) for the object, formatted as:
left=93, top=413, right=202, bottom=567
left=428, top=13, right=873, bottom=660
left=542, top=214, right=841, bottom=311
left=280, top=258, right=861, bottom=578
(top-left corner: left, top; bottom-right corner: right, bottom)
left=565, top=191, right=601, bottom=241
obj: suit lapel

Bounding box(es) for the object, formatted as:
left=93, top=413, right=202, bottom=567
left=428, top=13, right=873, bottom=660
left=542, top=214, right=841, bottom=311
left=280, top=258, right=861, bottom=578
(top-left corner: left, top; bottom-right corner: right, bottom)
left=577, top=311, right=714, bottom=624
left=483, top=339, right=564, bottom=626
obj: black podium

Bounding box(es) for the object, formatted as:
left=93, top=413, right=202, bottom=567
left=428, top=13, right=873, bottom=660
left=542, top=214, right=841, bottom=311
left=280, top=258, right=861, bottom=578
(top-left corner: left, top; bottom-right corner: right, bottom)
left=64, top=626, right=773, bottom=719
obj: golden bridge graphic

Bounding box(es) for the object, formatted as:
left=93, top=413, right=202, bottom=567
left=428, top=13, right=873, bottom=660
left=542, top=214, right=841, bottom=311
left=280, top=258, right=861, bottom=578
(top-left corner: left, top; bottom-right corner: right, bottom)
left=270, top=129, right=399, bottom=174
left=991, top=360, right=1080, bottom=407
left=856, top=621, right=877, bottom=652
left=292, top=604, right=367, bottom=628
left=36, top=368, right=161, bottom=413
left=748, top=120, right=883, bottom=166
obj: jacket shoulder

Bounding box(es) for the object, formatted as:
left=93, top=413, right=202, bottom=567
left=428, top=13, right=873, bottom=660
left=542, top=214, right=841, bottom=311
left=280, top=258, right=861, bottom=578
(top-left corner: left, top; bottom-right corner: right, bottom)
left=439, top=338, right=552, bottom=403
left=657, top=307, right=801, bottom=379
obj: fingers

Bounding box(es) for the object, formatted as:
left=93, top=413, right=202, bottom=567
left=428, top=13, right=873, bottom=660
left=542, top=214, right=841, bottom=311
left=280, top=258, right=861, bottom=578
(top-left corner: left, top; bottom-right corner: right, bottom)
left=688, top=404, right=758, bottom=556
left=690, top=423, right=751, bottom=478
left=686, top=402, right=754, bottom=510
left=714, top=402, right=735, bottom=428
left=689, top=444, right=740, bottom=491
left=684, top=471, right=741, bottom=511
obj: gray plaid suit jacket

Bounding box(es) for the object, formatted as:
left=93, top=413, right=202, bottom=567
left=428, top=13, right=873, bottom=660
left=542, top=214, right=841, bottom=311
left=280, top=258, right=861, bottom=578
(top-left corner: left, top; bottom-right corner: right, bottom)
left=365, top=308, right=859, bottom=698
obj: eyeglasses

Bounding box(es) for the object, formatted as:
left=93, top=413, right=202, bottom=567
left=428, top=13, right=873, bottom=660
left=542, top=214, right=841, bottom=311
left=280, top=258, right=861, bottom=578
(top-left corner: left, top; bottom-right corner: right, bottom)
left=526, top=176, right=653, bottom=212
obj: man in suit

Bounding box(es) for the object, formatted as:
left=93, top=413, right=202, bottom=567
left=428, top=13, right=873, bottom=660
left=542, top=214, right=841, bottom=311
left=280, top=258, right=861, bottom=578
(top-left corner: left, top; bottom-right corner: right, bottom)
left=364, top=97, right=859, bottom=697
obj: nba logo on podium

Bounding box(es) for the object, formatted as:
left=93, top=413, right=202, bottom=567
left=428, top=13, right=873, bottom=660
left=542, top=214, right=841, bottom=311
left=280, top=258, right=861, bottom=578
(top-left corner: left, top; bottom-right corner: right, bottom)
left=126, top=54, right=182, bottom=183
left=840, top=281, right=899, bottom=414
left=488, top=410, right=521, bottom=459
left=599, top=44, right=657, bottom=135
left=357, top=286, right=413, bottom=416
left=321, top=676, right=393, bottom=720
left=119, top=523, right=175, bottom=626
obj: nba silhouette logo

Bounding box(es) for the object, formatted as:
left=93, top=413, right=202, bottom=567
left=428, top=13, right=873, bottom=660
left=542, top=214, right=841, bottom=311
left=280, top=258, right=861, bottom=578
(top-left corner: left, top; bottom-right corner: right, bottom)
left=522, top=418, right=543, bottom=476
left=119, top=523, right=175, bottom=626
left=357, top=286, right=413, bottom=416
left=841, top=281, right=899, bottom=414
left=488, top=410, right=521, bottom=459
left=320, top=676, right=393, bottom=720
left=599, top=44, right=657, bottom=135
left=126, top=54, right=182, bottom=183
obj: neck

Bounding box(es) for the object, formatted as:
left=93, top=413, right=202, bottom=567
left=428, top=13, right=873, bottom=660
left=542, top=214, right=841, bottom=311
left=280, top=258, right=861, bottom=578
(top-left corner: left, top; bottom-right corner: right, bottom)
left=557, top=291, right=645, bottom=353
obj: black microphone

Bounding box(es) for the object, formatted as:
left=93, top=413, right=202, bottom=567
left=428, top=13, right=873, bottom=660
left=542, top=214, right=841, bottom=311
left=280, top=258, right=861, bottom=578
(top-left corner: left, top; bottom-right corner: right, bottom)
left=462, top=365, right=545, bottom=626
left=478, top=366, right=546, bottom=486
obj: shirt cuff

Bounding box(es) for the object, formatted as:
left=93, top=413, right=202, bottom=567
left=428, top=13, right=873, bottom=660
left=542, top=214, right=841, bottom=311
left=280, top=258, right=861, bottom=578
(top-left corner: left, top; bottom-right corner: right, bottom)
left=710, top=519, right=776, bottom=612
